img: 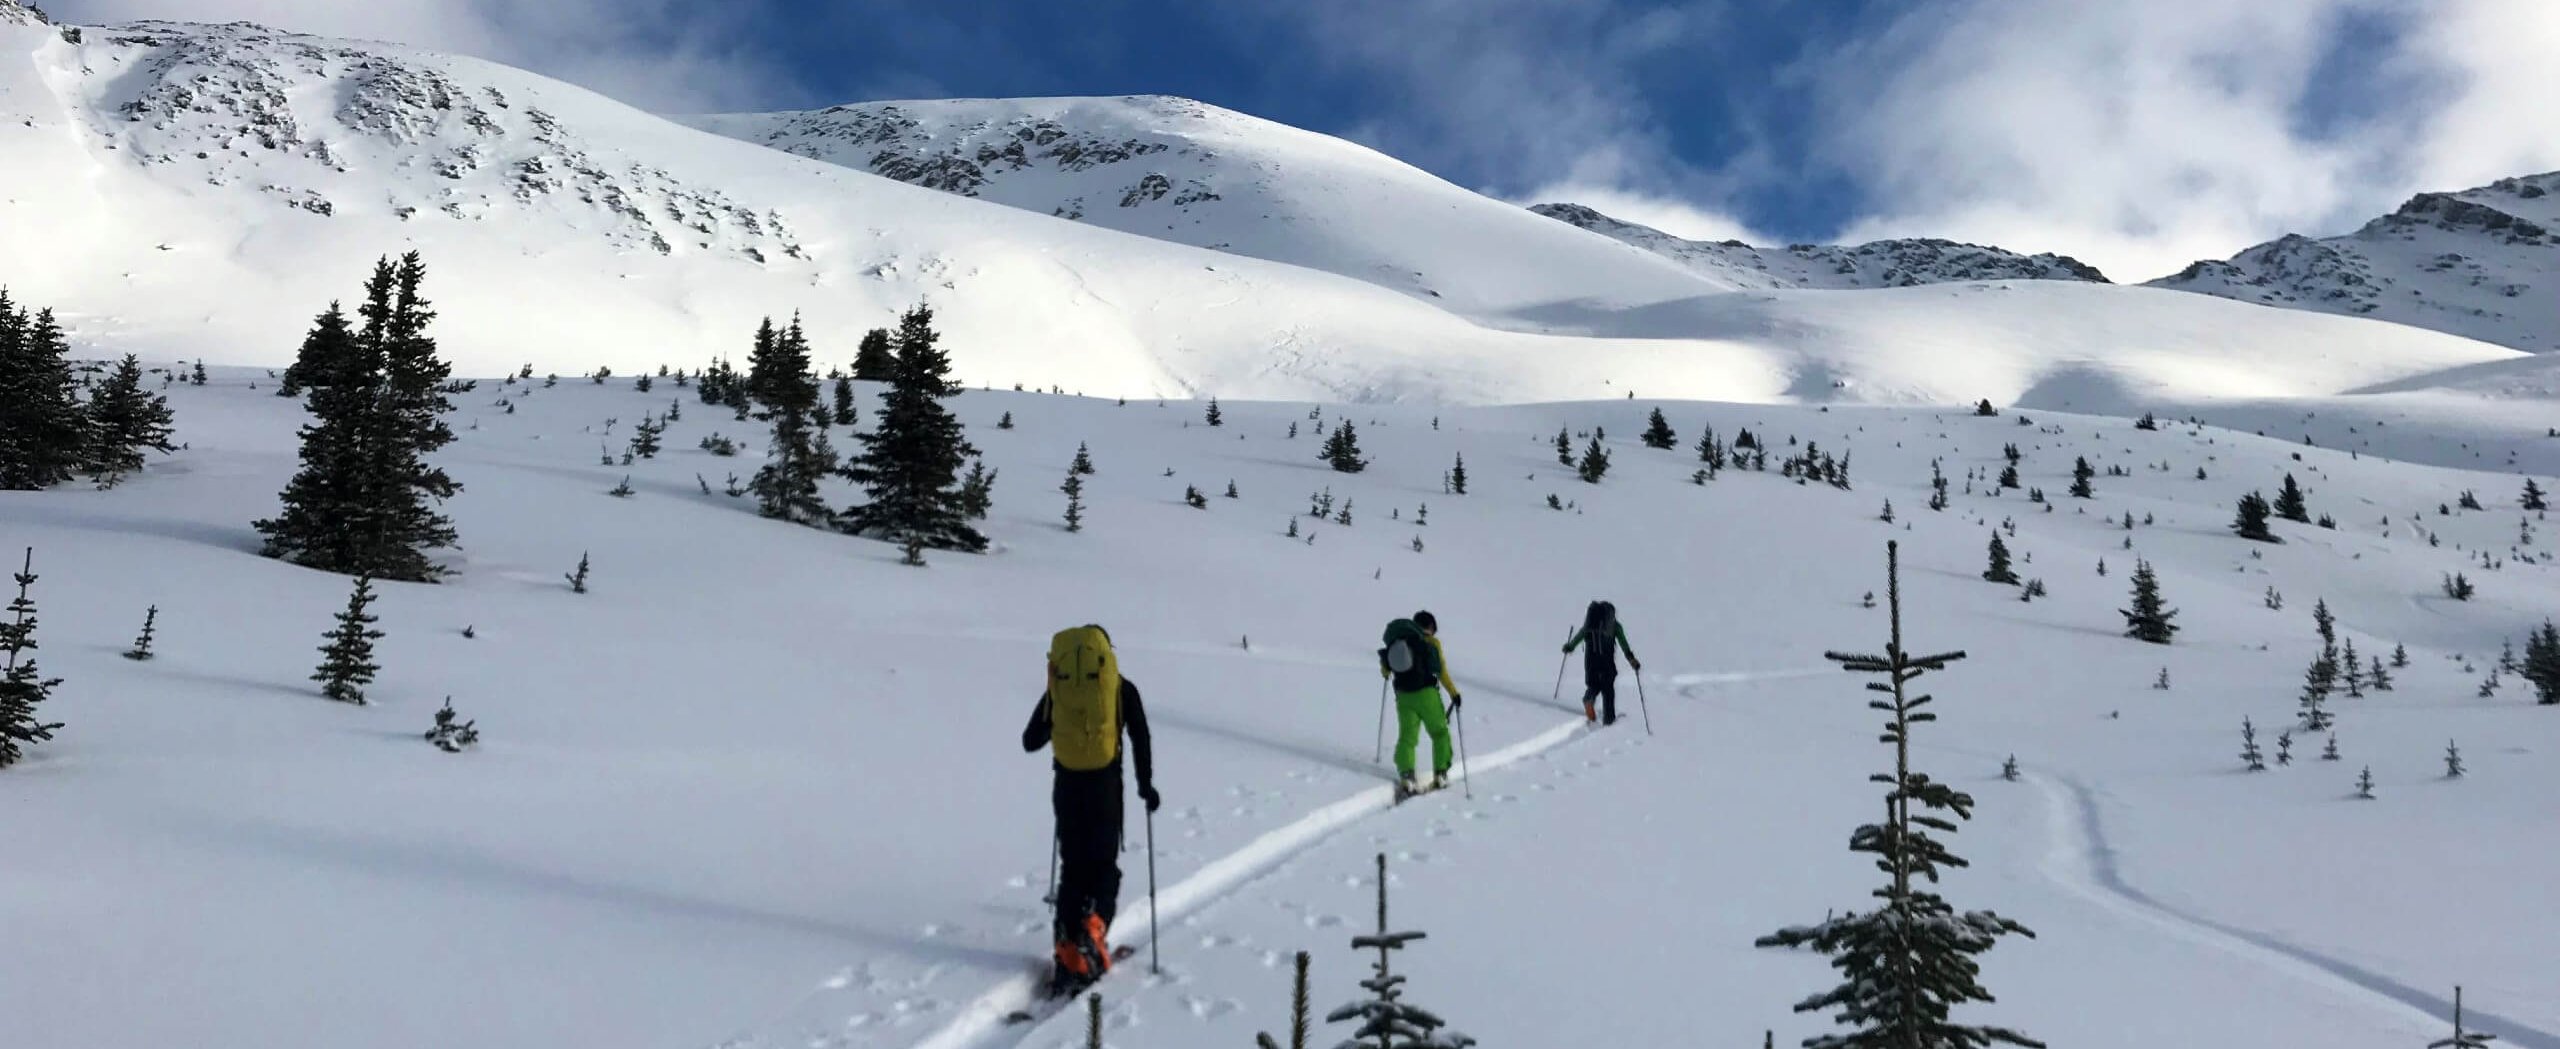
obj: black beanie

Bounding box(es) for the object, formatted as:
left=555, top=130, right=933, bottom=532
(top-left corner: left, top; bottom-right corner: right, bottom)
left=1413, top=610, right=1437, bottom=631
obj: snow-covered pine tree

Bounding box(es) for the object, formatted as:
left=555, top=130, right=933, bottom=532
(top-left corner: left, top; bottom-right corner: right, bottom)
left=2521, top=620, right=2560, bottom=705
left=1326, top=852, right=1474, bottom=1049
left=851, top=327, right=896, bottom=382
left=1554, top=427, right=1572, bottom=466
left=1575, top=438, right=1610, bottom=483
left=1880, top=500, right=1895, bottom=524
left=1061, top=469, right=1085, bottom=533
left=1929, top=458, right=1950, bottom=511
left=2443, top=740, right=2464, bottom=779
left=2232, top=491, right=2279, bottom=542
left=635, top=374, right=654, bottom=394
left=0, top=548, right=65, bottom=768
left=1758, top=541, right=2040, bottom=1049
left=2355, top=766, right=2375, bottom=799
left=2019, top=578, right=2046, bottom=602
left=1184, top=484, right=1207, bottom=509
left=2069, top=457, right=2095, bottom=498
left=2393, top=642, right=2411, bottom=668
left=832, top=375, right=858, bottom=428
left=424, top=697, right=479, bottom=753
left=2240, top=718, right=2266, bottom=771
left=2273, top=474, right=2310, bottom=522
left=1974, top=398, right=1998, bottom=416
left=191, top=360, right=208, bottom=386
left=2274, top=728, right=2293, bottom=766
left=564, top=552, right=590, bottom=593
left=2313, top=598, right=2336, bottom=649
left=2001, top=755, right=2019, bottom=781
left=0, top=297, right=88, bottom=491
left=1254, top=950, right=1314, bottom=1049
left=312, top=575, right=385, bottom=705
left=2264, top=586, right=2284, bottom=611
left=1071, top=442, right=1096, bottom=476
left=2341, top=639, right=2364, bottom=697
left=837, top=306, right=986, bottom=552
left=1997, top=463, right=2020, bottom=489
left=1449, top=453, right=1467, bottom=494
left=1205, top=398, right=1223, bottom=427
left=667, top=398, right=682, bottom=423
left=122, top=605, right=157, bottom=661
left=2135, top=412, right=2159, bottom=431
left=1322, top=421, right=1370, bottom=474
left=82, top=354, right=176, bottom=485
left=2298, top=652, right=2336, bottom=731
left=744, top=316, right=839, bottom=525
left=2525, top=478, right=2549, bottom=512
left=2442, top=572, right=2475, bottom=601
left=627, top=413, right=665, bottom=459
left=1696, top=424, right=1726, bottom=474
left=1336, top=498, right=1354, bottom=526
left=2322, top=731, right=2340, bottom=761
left=2369, top=656, right=2393, bottom=692
left=1641, top=407, right=1676, bottom=449
left=2428, top=985, right=2498, bottom=1048
left=2458, top=489, right=2483, bottom=511
left=2121, top=560, right=2178, bottom=643
left=1983, top=533, right=2019, bottom=585
left=958, top=462, right=997, bottom=520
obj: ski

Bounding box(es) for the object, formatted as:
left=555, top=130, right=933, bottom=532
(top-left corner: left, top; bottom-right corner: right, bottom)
left=1002, top=946, right=1140, bottom=1024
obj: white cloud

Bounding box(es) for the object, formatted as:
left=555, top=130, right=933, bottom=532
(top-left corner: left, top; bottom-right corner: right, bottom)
left=1809, top=0, right=2560, bottom=281
left=47, top=0, right=779, bottom=112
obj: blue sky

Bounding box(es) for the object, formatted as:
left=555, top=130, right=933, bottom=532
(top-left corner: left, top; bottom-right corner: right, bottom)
left=49, top=0, right=2560, bottom=280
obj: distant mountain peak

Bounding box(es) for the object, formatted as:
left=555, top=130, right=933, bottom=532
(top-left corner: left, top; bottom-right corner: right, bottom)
left=1529, top=202, right=2110, bottom=289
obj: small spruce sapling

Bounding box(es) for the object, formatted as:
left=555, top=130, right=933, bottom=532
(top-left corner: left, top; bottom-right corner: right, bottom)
left=1575, top=438, right=1610, bottom=483
left=2443, top=572, right=2475, bottom=601
left=1880, top=499, right=1895, bottom=524
left=1983, top=533, right=2019, bottom=584
left=1072, top=442, right=1096, bottom=475
left=2001, top=755, right=2020, bottom=781
left=312, top=576, right=385, bottom=705
left=424, top=697, right=479, bottom=753
left=2241, top=718, right=2266, bottom=771
left=2321, top=732, right=2340, bottom=761
left=123, top=605, right=159, bottom=661
left=2355, top=765, right=2375, bottom=799
left=1325, top=852, right=1476, bottom=1049
left=2393, top=642, right=2410, bottom=668
left=565, top=553, right=590, bottom=594
left=1321, top=421, right=1369, bottom=473
left=2153, top=667, right=2169, bottom=690
left=1254, top=951, right=1315, bottom=1049
left=2275, top=728, right=2294, bottom=766
left=1184, top=484, right=1208, bottom=509
left=2524, top=478, right=2548, bottom=512
left=2443, top=740, right=2464, bottom=779
left=1205, top=398, right=1223, bottom=427
left=2274, top=474, right=2310, bottom=522
left=608, top=475, right=634, bottom=497
left=2458, top=489, right=2483, bottom=511
left=997, top=411, right=1014, bottom=430
left=1061, top=470, right=1086, bottom=533
left=2069, top=457, right=2095, bottom=498
left=0, top=549, right=66, bottom=768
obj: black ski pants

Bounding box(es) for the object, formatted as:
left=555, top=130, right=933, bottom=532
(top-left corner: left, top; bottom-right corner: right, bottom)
left=1582, top=673, right=1618, bottom=724
left=1052, top=765, right=1125, bottom=931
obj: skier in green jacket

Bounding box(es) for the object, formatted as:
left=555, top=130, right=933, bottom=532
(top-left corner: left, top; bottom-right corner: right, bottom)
left=1564, top=600, right=1639, bottom=725
left=1379, top=611, right=1461, bottom=795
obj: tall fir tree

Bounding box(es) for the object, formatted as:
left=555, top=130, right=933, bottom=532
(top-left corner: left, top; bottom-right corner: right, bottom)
left=1998, top=463, right=2021, bottom=489
left=1983, top=533, right=2019, bottom=584
left=312, top=575, right=385, bottom=705
left=958, top=461, right=997, bottom=520
left=2273, top=473, right=2310, bottom=522
left=1640, top=407, right=1676, bottom=449
left=81, top=354, right=175, bottom=484
left=2068, top=457, right=2095, bottom=498
left=1696, top=423, right=1726, bottom=474
left=1071, top=441, right=1096, bottom=475
left=851, top=327, right=897, bottom=382
left=1554, top=427, right=1573, bottom=466
left=2521, top=619, right=2560, bottom=705
left=2523, top=478, right=2548, bottom=512
left=837, top=305, right=987, bottom=552
left=2298, top=652, right=2336, bottom=731
left=1758, top=541, right=2040, bottom=1049
left=1060, top=467, right=1085, bottom=533
left=1575, top=438, right=1611, bottom=483
left=2232, top=491, right=2278, bottom=542
left=1322, top=419, right=1370, bottom=474
left=2120, top=559, right=2178, bottom=643
left=1449, top=452, right=1467, bottom=495
left=0, top=299, right=88, bottom=491
left=746, top=318, right=839, bottom=525
left=0, top=548, right=65, bottom=769
left=1205, top=397, right=1223, bottom=427
left=833, top=374, right=858, bottom=427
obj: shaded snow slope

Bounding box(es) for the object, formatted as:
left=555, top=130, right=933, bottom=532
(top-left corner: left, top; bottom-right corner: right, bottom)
left=679, top=96, right=1730, bottom=316
left=2, top=369, right=2554, bottom=1049
left=1529, top=201, right=2112, bottom=289
left=2149, top=173, right=2560, bottom=353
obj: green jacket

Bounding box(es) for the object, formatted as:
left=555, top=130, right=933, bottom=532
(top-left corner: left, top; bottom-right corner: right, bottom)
left=1379, top=620, right=1457, bottom=696
left=1564, top=622, right=1637, bottom=668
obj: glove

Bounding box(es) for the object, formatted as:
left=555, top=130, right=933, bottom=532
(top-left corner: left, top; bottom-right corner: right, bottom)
left=1561, top=644, right=1573, bottom=653
left=1630, top=659, right=1642, bottom=673
left=1447, top=693, right=1462, bottom=712
left=1139, top=784, right=1162, bottom=813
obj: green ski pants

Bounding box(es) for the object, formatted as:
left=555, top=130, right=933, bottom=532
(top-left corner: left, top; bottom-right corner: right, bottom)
left=1393, top=686, right=1453, bottom=777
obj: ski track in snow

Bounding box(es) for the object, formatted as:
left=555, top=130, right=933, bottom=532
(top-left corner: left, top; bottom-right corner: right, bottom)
left=877, top=713, right=1605, bottom=1049
left=2028, top=771, right=2559, bottom=1048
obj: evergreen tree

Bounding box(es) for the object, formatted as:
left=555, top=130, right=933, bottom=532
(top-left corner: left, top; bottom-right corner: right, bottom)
left=1575, top=438, right=1610, bottom=483
left=312, top=575, right=385, bottom=705
left=2458, top=489, right=2483, bottom=511
left=1255, top=951, right=1315, bottom=1049
left=834, top=375, right=858, bottom=427
left=635, top=374, right=654, bottom=394
left=1225, top=479, right=1239, bottom=499
left=744, top=316, right=792, bottom=416
left=424, top=697, right=480, bottom=752
left=2393, top=642, right=2410, bottom=668
left=1060, top=468, right=1085, bottom=533
left=2442, top=572, right=2476, bottom=601
left=2299, top=653, right=2336, bottom=731
left=1640, top=407, right=1676, bottom=449
left=2232, top=491, right=2278, bottom=542
left=1322, top=420, right=1370, bottom=474
left=1880, top=499, right=1895, bottom=524
left=564, top=552, right=590, bottom=593
left=998, top=411, right=1014, bottom=430
left=1998, top=463, right=2020, bottom=489
left=81, top=354, right=175, bottom=484
left=2312, top=599, right=2336, bottom=649
left=1974, top=398, right=1998, bottom=416
left=2521, top=619, right=2560, bottom=705
left=1983, top=533, right=2019, bottom=585
left=2068, top=457, right=2095, bottom=498
left=122, top=605, right=157, bottom=661
left=0, top=548, right=65, bottom=768
left=851, top=327, right=896, bottom=382
left=2119, top=560, right=2178, bottom=643
left=1072, top=442, right=1096, bottom=475
left=2273, top=473, right=2309, bottom=522
left=1449, top=453, right=1467, bottom=495
left=835, top=308, right=984, bottom=552
left=2341, top=638, right=2364, bottom=697
left=2369, top=656, right=2393, bottom=692
left=1695, top=424, right=1725, bottom=475
left=2239, top=717, right=2265, bottom=771
left=1326, top=852, right=1476, bottom=1049
left=2135, top=412, right=2158, bottom=431
left=2428, top=986, right=2498, bottom=1048
left=1184, top=484, right=1208, bottom=509
left=958, top=462, right=997, bottom=520
left=2275, top=728, right=2293, bottom=766
left=1929, top=459, right=1950, bottom=511
left=1205, top=398, right=1223, bottom=427
left=627, top=413, right=665, bottom=459
left=1554, top=427, right=1572, bottom=466
left=2523, top=478, right=2548, bottom=512
left=2354, top=765, right=2375, bottom=799
left=0, top=299, right=87, bottom=490
left=1758, top=541, right=2040, bottom=1049
left=2321, top=732, right=2340, bottom=761
left=279, top=299, right=357, bottom=395
left=747, top=319, right=840, bottom=526
left=191, top=360, right=208, bottom=386
left=2443, top=740, right=2465, bottom=779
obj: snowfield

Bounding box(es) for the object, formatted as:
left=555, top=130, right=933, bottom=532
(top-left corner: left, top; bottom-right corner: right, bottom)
left=2, top=357, right=2555, bottom=1049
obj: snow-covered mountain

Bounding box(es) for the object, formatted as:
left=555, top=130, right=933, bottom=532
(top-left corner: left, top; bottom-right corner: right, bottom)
left=1528, top=202, right=2113, bottom=289
left=2148, top=173, right=2560, bottom=353
left=0, top=17, right=2537, bottom=411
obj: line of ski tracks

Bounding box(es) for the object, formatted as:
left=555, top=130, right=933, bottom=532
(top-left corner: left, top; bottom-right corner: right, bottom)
left=2026, top=771, right=2558, bottom=1047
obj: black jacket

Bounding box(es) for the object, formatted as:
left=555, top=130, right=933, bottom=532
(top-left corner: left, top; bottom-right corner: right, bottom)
left=1022, top=677, right=1155, bottom=791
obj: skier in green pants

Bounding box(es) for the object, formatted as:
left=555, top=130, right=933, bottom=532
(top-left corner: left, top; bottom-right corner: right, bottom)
left=1379, top=611, right=1461, bottom=795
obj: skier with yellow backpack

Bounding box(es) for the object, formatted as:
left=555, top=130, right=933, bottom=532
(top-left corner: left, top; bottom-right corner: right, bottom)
left=1021, top=625, right=1160, bottom=996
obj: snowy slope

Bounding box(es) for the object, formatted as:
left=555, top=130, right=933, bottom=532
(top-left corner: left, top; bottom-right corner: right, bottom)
left=1529, top=201, right=2113, bottom=289
left=2149, top=173, right=2560, bottom=353
left=679, top=96, right=1732, bottom=313
left=2, top=365, right=2555, bottom=1049
left=1, top=18, right=2535, bottom=411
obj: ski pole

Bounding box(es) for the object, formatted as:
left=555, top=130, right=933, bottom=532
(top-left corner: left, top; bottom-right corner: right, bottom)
left=1552, top=628, right=1572, bottom=700
left=1373, top=679, right=1389, bottom=763
left=1145, top=807, right=1161, bottom=975
left=1635, top=669, right=1654, bottom=736
left=1044, top=833, right=1058, bottom=905
left=1453, top=706, right=1472, bottom=799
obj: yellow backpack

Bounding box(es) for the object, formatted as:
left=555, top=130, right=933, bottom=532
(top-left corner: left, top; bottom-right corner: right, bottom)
left=1047, top=625, right=1121, bottom=771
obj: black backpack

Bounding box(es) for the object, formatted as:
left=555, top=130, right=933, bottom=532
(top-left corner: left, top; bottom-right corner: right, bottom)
left=1582, top=601, right=1618, bottom=674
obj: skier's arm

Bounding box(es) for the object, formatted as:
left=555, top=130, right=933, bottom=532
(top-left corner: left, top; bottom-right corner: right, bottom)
left=1430, top=637, right=1459, bottom=698
left=1562, top=627, right=1586, bottom=653
left=1615, top=624, right=1638, bottom=663
left=1120, top=680, right=1155, bottom=793
left=1020, top=693, right=1051, bottom=753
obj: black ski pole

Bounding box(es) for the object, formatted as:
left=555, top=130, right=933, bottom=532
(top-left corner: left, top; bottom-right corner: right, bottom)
left=1044, top=833, right=1058, bottom=905
left=1635, top=668, right=1654, bottom=736
left=1373, top=679, right=1388, bottom=763
left=1453, top=705, right=1472, bottom=799
left=1551, top=628, right=1571, bottom=700
left=1145, top=806, right=1161, bottom=975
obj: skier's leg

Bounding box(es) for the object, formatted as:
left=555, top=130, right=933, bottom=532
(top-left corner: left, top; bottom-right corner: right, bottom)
left=1394, top=689, right=1425, bottom=778
left=1419, top=692, right=1453, bottom=776
left=1580, top=682, right=1599, bottom=722
left=1093, top=778, right=1124, bottom=929
left=1600, top=677, right=1619, bottom=725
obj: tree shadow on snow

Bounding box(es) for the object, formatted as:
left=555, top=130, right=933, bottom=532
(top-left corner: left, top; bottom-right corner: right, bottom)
left=0, top=502, right=262, bottom=557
